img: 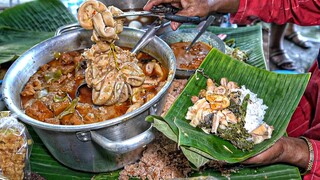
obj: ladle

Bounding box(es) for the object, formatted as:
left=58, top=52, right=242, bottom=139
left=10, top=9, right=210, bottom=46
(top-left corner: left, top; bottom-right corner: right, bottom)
left=75, top=22, right=166, bottom=98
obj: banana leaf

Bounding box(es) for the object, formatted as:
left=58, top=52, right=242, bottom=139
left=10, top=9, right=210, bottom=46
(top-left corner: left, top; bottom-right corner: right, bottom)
left=160, top=48, right=309, bottom=163
left=0, top=0, right=76, bottom=32
left=0, top=26, right=54, bottom=62
left=91, top=163, right=301, bottom=180
left=189, top=164, right=301, bottom=179
left=0, top=0, right=77, bottom=64
left=147, top=47, right=310, bottom=179
left=181, top=25, right=267, bottom=69
left=146, top=50, right=310, bottom=179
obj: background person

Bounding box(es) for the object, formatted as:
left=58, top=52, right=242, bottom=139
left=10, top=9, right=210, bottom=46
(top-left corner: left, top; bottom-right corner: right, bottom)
left=269, top=23, right=311, bottom=71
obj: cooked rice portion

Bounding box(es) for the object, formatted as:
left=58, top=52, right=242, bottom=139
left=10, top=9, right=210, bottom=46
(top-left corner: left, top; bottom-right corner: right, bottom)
left=239, top=85, right=268, bottom=133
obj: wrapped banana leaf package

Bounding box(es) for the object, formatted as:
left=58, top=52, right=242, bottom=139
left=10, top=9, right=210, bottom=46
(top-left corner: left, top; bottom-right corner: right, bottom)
left=147, top=48, right=310, bottom=169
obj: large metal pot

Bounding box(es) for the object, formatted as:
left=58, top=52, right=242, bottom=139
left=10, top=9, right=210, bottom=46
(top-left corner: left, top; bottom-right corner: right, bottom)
left=2, top=27, right=176, bottom=172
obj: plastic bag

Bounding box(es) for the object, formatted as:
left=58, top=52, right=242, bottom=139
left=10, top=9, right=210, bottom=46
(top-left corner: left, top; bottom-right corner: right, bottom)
left=0, top=111, right=33, bottom=180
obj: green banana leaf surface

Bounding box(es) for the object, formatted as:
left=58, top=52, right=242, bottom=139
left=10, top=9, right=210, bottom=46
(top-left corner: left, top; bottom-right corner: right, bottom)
left=29, top=49, right=307, bottom=179
left=0, top=26, right=54, bottom=62
left=148, top=48, right=309, bottom=177
left=0, top=0, right=76, bottom=63
left=92, top=165, right=302, bottom=180
left=181, top=25, right=267, bottom=69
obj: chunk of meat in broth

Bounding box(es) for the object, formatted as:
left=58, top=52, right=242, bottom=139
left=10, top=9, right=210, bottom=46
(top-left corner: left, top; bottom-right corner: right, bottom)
left=25, top=100, right=54, bottom=121
left=19, top=0, right=168, bottom=125
left=143, top=60, right=166, bottom=89
left=60, top=112, right=83, bottom=125
left=21, top=74, right=42, bottom=96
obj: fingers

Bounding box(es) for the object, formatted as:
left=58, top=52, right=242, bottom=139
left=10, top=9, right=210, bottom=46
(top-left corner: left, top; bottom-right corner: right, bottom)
left=143, top=0, right=181, bottom=11
left=174, top=8, right=196, bottom=17
left=242, top=137, right=285, bottom=165
left=171, top=2, right=182, bottom=8
left=168, top=7, right=194, bottom=30
left=242, top=154, right=265, bottom=165
left=144, top=0, right=183, bottom=30
left=170, top=21, right=181, bottom=30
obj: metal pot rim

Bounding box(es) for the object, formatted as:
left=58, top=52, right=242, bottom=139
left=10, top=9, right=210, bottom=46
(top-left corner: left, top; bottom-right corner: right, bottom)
left=2, top=27, right=176, bottom=132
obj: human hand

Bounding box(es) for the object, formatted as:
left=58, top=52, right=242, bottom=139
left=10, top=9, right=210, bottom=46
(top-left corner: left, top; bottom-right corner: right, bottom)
left=144, top=0, right=212, bottom=30
left=143, top=0, right=240, bottom=30
left=242, top=137, right=309, bottom=170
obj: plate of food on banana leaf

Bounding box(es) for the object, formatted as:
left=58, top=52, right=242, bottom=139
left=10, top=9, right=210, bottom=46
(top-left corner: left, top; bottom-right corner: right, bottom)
left=147, top=48, right=310, bottom=168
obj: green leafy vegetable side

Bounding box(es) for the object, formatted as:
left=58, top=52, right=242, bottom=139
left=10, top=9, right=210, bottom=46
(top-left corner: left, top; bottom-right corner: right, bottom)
left=217, top=94, right=253, bottom=151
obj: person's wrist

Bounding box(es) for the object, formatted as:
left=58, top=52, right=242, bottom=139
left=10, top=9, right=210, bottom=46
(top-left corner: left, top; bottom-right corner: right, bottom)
left=299, top=136, right=314, bottom=175
left=281, top=137, right=310, bottom=170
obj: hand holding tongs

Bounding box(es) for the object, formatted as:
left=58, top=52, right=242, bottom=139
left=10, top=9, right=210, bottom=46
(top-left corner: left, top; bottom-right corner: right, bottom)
left=113, top=4, right=205, bottom=24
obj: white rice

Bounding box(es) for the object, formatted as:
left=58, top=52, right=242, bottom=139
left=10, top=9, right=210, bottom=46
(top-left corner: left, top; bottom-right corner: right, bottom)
left=237, top=85, right=268, bottom=133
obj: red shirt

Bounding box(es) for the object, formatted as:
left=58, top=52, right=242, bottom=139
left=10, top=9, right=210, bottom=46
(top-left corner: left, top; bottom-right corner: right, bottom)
left=231, top=0, right=320, bottom=25
left=289, top=62, right=320, bottom=179
left=231, top=0, right=320, bottom=179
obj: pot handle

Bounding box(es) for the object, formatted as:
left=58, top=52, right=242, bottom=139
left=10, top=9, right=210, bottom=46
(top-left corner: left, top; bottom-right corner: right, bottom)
left=90, top=125, right=154, bottom=154
left=55, top=23, right=82, bottom=36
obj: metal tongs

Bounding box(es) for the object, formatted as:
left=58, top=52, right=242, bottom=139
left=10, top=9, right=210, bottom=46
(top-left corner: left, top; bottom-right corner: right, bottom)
left=185, top=15, right=215, bottom=51
left=114, top=4, right=205, bottom=24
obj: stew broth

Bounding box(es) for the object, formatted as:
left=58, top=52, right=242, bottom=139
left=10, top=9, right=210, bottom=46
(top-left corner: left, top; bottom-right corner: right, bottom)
left=21, top=49, right=166, bottom=125
left=170, top=41, right=212, bottom=70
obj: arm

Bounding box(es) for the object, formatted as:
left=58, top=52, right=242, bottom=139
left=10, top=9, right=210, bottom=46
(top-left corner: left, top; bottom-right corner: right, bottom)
left=243, top=137, right=320, bottom=178
left=144, top=0, right=240, bottom=30
left=246, top=60, right=320, bottom=177
left=243, top=137, right=309, bottom=169
left=144, top=0, right=320, bottom=29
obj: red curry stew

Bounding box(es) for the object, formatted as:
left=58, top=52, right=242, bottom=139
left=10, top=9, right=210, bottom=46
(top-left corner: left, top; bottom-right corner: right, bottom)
left=20, top=50, right=166, bottom=125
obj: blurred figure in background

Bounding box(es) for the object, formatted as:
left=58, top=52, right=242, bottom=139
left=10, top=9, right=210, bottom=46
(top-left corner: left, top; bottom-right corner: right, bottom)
left=285, top=23, right=311, bottom=49
left=270, top=23, right=311, bottom=71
